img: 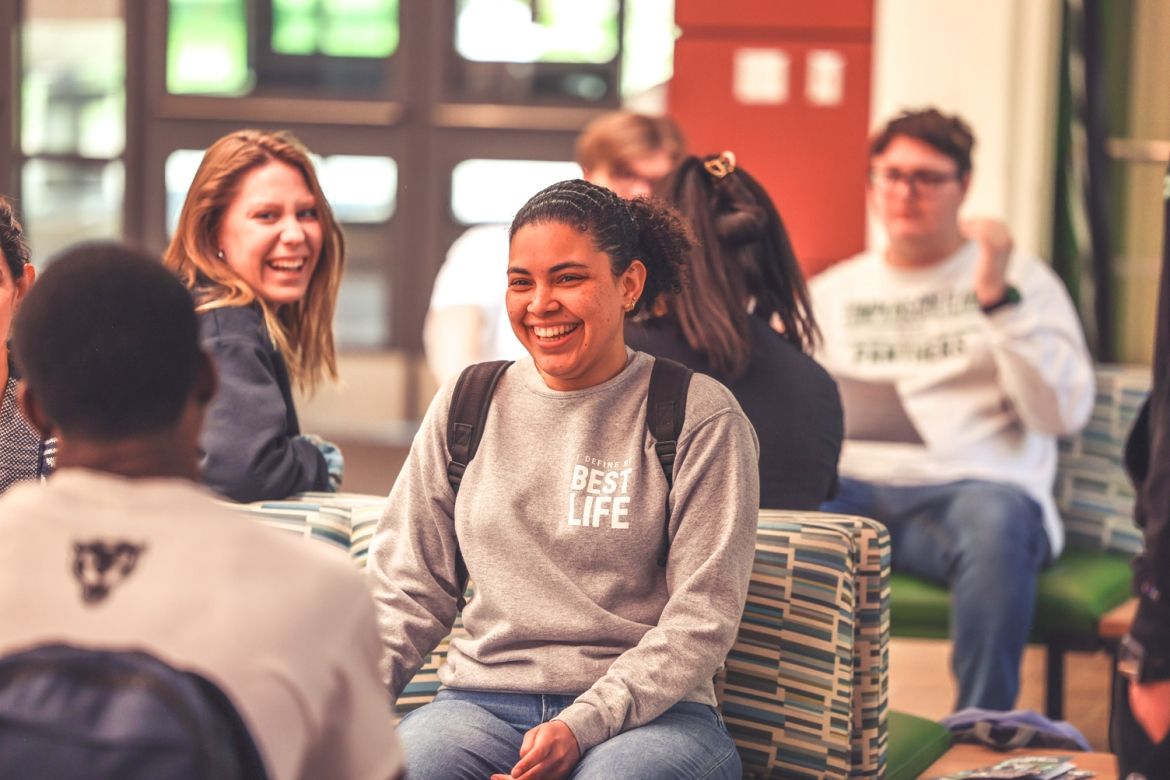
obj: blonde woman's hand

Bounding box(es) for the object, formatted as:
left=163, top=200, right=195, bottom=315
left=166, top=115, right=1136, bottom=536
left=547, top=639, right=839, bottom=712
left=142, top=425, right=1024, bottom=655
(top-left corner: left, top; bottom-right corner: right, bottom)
left=297, top=433, right=344, bottom=491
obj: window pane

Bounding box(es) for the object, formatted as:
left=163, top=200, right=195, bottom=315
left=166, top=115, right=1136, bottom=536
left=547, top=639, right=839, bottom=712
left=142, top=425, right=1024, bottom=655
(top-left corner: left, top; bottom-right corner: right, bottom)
left=273, top=0, right=400, bottom=58
left=165, top=150, right=397, bottom=235
left=167, top=0, right=252, bottom=96
left=455, top=0, right=618, bottom=64
left=319, top=156, right=397, bottom=223
left=22, top=159, right=124, bottom=263
left=622, top=0, right=676, bottom=99
left=164, top=150, right=208, bottom=236
left=451, top=159, right=580, bottom=225
left=334, top=269, right=389, bottom=347
left=168, top=0, right=399, bottom=96
left=22, top=6, right=125, bottom=157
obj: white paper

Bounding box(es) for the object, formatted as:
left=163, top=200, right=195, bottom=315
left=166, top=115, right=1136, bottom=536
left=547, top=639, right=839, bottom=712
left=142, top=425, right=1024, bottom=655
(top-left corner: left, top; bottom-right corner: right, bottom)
left=733, top=48, right=789, bottom=105
left=806, top=49, right=846, bottom=106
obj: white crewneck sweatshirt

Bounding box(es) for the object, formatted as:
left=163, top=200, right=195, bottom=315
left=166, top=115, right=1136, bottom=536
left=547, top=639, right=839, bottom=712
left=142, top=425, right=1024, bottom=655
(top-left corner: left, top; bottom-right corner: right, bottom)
left=809, top=241, right=1094, bottom=554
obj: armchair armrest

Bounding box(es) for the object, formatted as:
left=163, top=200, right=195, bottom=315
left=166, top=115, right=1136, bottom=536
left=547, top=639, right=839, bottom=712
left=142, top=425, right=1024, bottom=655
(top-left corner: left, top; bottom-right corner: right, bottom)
left=723, top=511, right=890, bottom=779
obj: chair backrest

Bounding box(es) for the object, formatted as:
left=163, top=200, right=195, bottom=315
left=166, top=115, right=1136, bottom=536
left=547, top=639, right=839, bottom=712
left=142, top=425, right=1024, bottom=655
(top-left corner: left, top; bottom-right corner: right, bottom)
left=219, top=491, right=385, bottom=566
left=1054, top=364, right=1150, bottom=554
left=0, top=644, right=267, bottom=780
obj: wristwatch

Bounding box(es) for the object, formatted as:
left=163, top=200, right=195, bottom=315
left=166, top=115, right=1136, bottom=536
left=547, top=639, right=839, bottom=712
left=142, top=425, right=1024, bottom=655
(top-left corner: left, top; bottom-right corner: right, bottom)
left=980, top=285, right=1022, bottom=315
left=1117, top=634, right=1170, bottom=684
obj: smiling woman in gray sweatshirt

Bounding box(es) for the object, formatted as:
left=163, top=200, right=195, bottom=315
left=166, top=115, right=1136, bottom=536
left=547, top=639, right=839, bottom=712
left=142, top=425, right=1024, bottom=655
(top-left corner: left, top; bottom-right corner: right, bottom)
left=369, top=179, right=759, bottom=780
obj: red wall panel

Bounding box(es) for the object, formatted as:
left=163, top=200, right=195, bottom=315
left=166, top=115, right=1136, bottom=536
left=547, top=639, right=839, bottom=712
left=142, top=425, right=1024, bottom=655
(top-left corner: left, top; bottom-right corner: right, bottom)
left=675, top=0, right=872, bottom=33
left=669, top=34, right=872, bottom=275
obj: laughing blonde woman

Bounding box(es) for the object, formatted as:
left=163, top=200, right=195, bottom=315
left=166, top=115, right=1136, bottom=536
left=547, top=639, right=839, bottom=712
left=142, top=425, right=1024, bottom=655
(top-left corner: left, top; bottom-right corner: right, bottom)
left=164, top=129, right=344, bottom=502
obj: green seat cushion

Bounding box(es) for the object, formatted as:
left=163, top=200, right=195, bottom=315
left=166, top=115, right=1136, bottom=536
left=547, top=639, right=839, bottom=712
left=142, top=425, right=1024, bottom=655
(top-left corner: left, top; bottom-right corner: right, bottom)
left=890, top=550, right=1134, bottom=641
left=889, top=573, right=952, bottom=639
left=1032, top=549, right=1133, bottom=636
left=887, top=709, right=952, bottom=780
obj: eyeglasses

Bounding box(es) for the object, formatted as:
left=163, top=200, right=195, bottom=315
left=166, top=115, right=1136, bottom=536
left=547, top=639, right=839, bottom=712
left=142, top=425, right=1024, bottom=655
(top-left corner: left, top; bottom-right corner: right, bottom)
left=868, top=167, right=962, bottom=195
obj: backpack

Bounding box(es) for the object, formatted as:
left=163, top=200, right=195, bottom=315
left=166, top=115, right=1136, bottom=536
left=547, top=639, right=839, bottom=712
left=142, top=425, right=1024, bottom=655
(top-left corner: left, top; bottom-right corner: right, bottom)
left=0, top=643, right=268, bottom=780
left=445, top=358, right=693, bottom=593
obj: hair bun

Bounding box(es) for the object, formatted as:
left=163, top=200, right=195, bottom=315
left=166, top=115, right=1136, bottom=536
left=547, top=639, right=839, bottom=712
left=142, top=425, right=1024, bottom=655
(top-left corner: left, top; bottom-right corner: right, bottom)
left=713, top=176, right=768, bottom=247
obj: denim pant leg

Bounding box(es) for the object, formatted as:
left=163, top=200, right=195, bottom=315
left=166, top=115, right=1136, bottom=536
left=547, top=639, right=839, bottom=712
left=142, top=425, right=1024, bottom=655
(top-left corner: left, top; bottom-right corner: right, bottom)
left=820, top=476, right=879, bottom=518
left=570, top=702, right=741, bottom=780
left=397, top=689, right=538, bottom=780
left=887, top=479, right=1049, bottom=711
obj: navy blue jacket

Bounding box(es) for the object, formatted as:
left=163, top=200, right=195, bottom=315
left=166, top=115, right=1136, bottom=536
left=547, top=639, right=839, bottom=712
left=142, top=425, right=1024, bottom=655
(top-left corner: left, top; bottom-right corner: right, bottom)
left=198, top=305, right=329, bottom=502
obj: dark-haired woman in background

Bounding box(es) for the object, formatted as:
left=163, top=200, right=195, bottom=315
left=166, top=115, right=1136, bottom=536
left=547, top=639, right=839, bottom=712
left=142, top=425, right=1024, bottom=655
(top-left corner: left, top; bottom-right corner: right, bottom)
left=627, top=152, right=842, bottom=509
left=0, top=197, right=53, bottom=494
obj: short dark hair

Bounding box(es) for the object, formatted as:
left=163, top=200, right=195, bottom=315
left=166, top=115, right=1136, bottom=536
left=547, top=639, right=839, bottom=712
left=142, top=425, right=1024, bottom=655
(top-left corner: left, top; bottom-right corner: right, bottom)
left=13, top=242, right=201, bottom=441
left=869, top=108, right=976, bottom=177
left=510, top=179, right=692, bottom=319
left=0, top=197, right=30, bottom=280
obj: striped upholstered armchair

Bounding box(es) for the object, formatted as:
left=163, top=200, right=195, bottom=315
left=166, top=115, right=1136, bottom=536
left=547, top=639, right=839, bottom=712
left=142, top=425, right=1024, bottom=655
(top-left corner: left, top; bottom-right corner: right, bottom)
left=229, top=497, right=892, bottom=780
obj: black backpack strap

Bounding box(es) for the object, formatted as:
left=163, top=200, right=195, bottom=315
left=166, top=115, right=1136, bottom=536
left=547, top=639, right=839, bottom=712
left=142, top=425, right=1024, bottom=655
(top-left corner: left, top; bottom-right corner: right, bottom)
left=645, top=357, right=693, bottom=567
left=446, top=360, right=512, bottom=598
left=447, top=360, right=513, bottom=495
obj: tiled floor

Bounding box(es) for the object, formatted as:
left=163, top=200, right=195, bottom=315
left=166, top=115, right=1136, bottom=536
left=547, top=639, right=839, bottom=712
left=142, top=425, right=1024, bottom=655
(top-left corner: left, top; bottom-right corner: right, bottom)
left=890, top=638, right=1114, bottom=750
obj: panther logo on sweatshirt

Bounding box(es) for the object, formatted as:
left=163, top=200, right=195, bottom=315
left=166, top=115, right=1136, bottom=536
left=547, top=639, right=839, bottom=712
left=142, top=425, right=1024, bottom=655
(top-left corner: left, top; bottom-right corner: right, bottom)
left=71, top=540, right=146, bottom=605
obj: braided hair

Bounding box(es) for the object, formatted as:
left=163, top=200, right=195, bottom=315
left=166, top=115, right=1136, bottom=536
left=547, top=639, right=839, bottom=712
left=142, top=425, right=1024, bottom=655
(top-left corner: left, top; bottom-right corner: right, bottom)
left=509, top=179, right=691, bottom=318
left=0, top=197, right=30, bottom=281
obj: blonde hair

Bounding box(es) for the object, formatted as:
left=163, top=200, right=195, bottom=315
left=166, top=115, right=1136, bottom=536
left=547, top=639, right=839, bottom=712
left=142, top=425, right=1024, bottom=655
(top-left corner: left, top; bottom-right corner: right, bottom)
left=163, top=129, right=343, bottom=394
left=573, top=111, right=686, bottom=174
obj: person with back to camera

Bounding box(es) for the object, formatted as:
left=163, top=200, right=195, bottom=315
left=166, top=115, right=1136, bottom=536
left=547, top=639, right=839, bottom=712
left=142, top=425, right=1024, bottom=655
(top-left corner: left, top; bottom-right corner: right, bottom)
left=0, top=242, right=403, bottom=780
left=424, top=111, right=686, bottom=384
left=627, top=152, right=842, bottom=510
left=164, top=129, right=344, bottom=503
left=1111, top=161, right=1170, bottom=779
left=0, top=196, right=54, bottom=494
left=370, top=179, right=759, bottom=779
left=814, top=108, right=1094, bottom=711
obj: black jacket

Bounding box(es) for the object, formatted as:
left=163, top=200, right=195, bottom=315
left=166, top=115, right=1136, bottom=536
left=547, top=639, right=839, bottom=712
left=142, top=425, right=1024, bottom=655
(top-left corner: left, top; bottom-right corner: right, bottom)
left=627, top=315, right=842, bottom=510
left=1126, top=163, right=1170, bottom=663
left=198, top=305, right=329, bottom=503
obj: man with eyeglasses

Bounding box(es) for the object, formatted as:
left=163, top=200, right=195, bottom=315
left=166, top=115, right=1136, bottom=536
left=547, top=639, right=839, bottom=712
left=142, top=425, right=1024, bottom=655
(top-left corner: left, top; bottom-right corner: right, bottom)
left=812, top=108, right=1094, bottom=712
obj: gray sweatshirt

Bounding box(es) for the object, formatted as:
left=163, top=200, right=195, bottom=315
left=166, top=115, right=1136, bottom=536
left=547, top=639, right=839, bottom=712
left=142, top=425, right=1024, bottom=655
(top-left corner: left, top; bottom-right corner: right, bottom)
left=369, top=351, right=759, bottom=752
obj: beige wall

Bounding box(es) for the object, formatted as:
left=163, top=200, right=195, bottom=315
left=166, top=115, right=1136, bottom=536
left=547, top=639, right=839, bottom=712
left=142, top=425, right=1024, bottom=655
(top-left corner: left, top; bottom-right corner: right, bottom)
left=1114, top=1, right=1170, bottom=365
left=868, top=0, right=1062, bottom=261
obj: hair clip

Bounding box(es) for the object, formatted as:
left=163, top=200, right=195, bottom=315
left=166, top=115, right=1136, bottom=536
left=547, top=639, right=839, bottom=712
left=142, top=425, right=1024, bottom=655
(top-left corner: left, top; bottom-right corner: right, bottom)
left=704, top=151, right=737, bottom=180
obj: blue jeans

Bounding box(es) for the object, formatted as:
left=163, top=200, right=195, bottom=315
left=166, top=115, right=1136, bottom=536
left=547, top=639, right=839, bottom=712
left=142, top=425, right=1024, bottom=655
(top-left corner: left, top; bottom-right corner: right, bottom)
left=823, top=477, right=1050, bottom=711
left=398, top=689, right=742, bottom=780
